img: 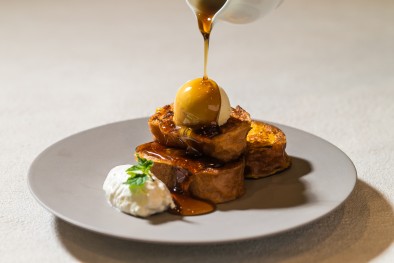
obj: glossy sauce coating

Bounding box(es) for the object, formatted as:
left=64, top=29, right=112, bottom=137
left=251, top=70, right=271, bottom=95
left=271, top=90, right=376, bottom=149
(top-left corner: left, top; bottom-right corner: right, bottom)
left=136, top=142, right=224, bottom=216
left=137, top=141, right=224, bottom=175
left=169, top=192, right=215, bottom=216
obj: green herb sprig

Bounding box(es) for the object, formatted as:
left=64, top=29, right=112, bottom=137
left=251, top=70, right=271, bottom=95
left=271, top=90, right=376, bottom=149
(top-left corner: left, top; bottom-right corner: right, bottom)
left=123, top=155, right=153, bottom=190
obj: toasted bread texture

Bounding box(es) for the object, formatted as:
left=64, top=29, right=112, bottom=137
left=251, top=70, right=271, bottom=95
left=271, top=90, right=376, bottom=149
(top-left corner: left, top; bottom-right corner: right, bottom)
left=245, top=121, right=291, bottom=178
left=149, top=104, right=251, bottom=163
left=136, top=142, right=245, bottom=204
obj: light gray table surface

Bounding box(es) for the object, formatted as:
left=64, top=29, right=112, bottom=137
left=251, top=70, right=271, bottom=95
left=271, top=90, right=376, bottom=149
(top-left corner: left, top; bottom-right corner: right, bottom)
left=1, top=0, right=393, bottom=262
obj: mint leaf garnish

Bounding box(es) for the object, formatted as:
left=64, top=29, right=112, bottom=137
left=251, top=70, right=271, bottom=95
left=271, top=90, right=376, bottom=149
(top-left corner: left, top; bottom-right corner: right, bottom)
left=123, top=155, right=153, bottom=190
left=124, top=175, right=148, bottom=187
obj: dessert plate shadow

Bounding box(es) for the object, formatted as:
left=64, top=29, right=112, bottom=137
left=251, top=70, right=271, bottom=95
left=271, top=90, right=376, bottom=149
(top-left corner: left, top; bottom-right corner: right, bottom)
left=28, top=118, right=357, bottom=244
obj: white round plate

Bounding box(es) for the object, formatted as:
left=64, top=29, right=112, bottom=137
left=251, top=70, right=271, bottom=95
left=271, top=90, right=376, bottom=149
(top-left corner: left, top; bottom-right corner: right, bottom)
left=28, top=118, right=357, bottom=244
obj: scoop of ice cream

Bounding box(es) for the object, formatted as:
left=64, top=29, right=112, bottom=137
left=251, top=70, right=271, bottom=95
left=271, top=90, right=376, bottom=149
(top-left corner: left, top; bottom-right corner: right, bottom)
left=217, top=86, right=231, bottom=126
left=174, top=78, right=231, bottom=127
left=103, top=165, right=174, bottom=217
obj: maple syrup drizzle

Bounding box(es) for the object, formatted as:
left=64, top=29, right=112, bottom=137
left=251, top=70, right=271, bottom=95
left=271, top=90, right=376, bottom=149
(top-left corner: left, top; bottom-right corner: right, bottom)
left=169, top=192, right=215, bottom=216
left=174, top=1, right=228, bottom=130
left=164, top=1, right=227, bottom=216
left=193, top=0, right=227, bottom=79
left=137, top=142, right=222, bottom=216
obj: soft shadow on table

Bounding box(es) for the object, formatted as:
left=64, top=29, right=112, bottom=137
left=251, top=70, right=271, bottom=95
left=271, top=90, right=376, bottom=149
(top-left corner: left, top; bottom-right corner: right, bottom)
left=55, top=180, right=394, bottom=263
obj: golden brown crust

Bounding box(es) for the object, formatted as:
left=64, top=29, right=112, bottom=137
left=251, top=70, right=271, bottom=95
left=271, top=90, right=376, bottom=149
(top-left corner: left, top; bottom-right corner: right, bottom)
left=245, top=121, right=291, bottom=178
left=136, top=142, right=245, bottom=204
left=149, top=104, right=251, bottom=162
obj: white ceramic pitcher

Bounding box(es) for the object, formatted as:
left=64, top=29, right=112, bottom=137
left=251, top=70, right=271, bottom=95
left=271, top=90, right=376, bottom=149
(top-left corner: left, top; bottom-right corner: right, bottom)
left=186, top=0, right=284, bottom=24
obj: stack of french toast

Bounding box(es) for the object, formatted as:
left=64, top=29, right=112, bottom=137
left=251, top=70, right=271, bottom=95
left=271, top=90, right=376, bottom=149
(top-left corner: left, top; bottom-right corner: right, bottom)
left=136, top=104, right=291, bottom=204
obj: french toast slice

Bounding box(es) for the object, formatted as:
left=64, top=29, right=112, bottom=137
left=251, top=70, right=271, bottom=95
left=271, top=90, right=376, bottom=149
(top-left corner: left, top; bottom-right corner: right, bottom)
left=136, top=142, right=245, bottom=204
left=149, top=104, right=251, bottom=162
left=245, top=121, right=291, bottom=178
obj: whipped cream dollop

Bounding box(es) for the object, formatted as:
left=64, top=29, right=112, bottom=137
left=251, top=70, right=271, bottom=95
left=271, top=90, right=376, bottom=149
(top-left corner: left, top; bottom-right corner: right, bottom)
left=103, top=165, right=174, bottom=217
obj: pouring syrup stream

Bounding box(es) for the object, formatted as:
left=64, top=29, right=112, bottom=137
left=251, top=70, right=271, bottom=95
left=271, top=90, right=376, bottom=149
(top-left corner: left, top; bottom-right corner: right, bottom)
left=191, top=0, right=227, bottom=79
